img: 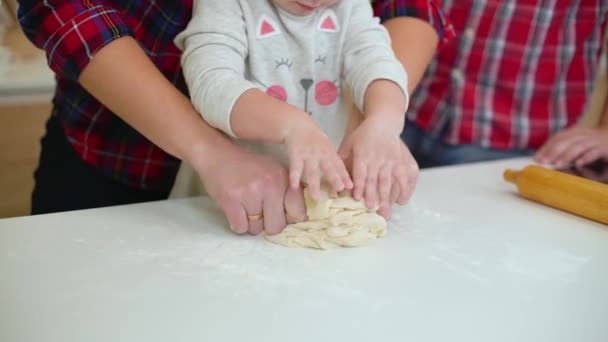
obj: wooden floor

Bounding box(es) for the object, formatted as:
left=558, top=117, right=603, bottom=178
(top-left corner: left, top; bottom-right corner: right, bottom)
left=0, top=103, right=51, bottom=218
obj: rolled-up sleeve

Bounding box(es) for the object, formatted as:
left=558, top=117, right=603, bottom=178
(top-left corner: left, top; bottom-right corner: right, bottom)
left=18, top=1, right=133, bottom=81
left=372, top=0, right=455, bottom=45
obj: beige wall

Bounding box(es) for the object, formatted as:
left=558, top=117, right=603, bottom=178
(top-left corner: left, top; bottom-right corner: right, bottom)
left=0, top=103, right=51, bottom=218
left=1, top=24, right=52, bottom=218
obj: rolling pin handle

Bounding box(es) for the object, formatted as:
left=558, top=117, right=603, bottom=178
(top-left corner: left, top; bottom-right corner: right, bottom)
left=503, top=169, right=520, bottom=184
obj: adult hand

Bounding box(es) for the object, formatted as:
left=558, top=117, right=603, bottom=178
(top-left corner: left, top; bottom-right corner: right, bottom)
left=573, top=162, right=608, bottom=183
left=193, top=142, right=306, bottom=236
left=535, top=126, right=608, bottom=168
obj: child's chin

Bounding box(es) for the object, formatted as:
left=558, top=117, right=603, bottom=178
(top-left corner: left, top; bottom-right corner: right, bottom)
left=285, top=5, right=316, bottom=16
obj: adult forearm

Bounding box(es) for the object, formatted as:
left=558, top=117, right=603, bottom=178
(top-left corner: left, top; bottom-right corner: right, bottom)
left=383, top=17, right=438, bottom=93
left=78, top=36, right=229, bottom=170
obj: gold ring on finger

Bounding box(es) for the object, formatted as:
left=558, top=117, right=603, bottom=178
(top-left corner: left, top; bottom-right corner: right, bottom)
left=247, top=213, right=264, bottom=221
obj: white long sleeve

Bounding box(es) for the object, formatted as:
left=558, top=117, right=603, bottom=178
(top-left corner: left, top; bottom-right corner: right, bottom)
left=175, top=0, right=408, bottom=142
left=171, top=0, right=409, bottom=198
left=342, top=1, right=409, bottom=113
left=175, top=0, right=257, bottom=137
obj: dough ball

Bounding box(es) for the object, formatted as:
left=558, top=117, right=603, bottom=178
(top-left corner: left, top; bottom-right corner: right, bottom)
left=265, top=188, right=386, bottom=249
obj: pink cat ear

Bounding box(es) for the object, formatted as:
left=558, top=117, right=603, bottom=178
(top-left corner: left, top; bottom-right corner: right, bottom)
left=257, top=15, right=281, bottom=39
left=317, top=10, right=339, bottom=33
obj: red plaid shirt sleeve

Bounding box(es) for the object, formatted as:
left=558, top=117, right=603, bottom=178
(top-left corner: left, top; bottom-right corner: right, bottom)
left=372, top=0, right=455, bottom=44
left=18, top=1, right=133, bottom=81
left=17, top=0, right=185, bottom=191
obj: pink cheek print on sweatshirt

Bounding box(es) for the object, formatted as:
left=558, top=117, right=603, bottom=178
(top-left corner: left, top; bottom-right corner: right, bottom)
left=256, top=10, right=342, bottom=112
left=265, top=79, right=338, bottom=114
left=266, top=85, right=288, bottom=102
left=315, top=80, right=338, bottom=106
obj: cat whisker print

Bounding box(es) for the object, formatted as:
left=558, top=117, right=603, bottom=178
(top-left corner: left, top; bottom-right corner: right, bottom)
left=315, top=55, right=327, bottom=64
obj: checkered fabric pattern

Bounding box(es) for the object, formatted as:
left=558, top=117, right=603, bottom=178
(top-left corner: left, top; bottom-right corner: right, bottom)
left=18, top=0, right=451, bottom=191
left=407, top=0, right=608, bottom=150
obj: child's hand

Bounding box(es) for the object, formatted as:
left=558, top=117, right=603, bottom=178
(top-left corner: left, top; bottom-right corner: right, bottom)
left=339, top=115, right=418, bottom=210
left=535, top=126, right=608, bottom=168
left=284, top=118, right=352, bottom=199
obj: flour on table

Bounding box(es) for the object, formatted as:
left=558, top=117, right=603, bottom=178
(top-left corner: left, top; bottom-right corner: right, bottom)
left=265, top=187, right=387, bottom=249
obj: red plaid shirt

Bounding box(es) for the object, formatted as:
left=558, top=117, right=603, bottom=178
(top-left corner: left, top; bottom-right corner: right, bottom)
left=18, top=0, right=451, bottom=191
left=409, top=0, right=608, bottom=150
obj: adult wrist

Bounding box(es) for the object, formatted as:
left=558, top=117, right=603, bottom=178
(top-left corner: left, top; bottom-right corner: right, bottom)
left=180, top=123, right=234, bottom=174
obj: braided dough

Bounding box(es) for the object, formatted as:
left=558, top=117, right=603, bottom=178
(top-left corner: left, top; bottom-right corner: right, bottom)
left=265, top=188, right=387, bottom=249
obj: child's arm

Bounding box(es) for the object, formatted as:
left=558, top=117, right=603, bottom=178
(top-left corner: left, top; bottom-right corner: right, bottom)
left=363, top=80, right=407, bottom=134
left=177, top=0, right=351, bottom=197
left=342, top=1, right=409, bottom=120
left=338, top=0, right=412, bottom=208
left=232, top=88, right=353, bottom=198
left=177, top=0, right=327, bottom=143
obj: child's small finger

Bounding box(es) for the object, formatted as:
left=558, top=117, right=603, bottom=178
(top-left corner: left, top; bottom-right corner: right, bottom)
left=320, top=159, right=344, bottom=192
left=289, top=158, right=304, bottom=189
left=394, top=164, right=410, bottom=204
left=390, top=180, right=401, bottom=204
left=378, top=164, right=392, bottom=207
left=364, top=164, right=379, bottom=209
left=304, top=161, right=321, bottom=200
left=377, top=204, right=392, bottom=220
left=335, top=156, right=353, bottom=189
left=398, top=167, right=417, bottom=204
left=352, top=159, right=366, bottom=201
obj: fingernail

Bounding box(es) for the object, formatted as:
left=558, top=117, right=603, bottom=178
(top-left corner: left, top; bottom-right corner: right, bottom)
left=230, top=225, right=245, bottom=235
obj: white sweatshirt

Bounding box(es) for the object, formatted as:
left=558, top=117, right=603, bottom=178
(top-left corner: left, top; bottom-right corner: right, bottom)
left=170, top=0, right=408, bottom=197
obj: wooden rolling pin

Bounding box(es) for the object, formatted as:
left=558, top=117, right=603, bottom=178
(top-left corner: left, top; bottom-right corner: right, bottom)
left=504, top=165, right=608, bottom=225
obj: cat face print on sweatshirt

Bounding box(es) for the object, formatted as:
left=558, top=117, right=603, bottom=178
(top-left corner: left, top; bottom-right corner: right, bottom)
left=249, top=8, right=343, bottom=115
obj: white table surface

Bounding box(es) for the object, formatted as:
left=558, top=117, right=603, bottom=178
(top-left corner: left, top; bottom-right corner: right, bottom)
left=1, top=158, right=607, bottom=342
